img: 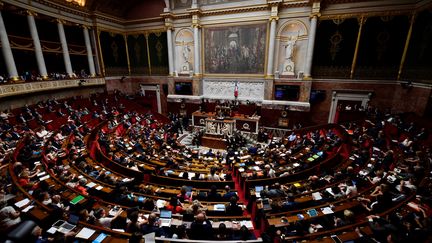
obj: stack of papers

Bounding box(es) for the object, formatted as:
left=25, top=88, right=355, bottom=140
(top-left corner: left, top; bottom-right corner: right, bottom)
left=15, top=198, right=30, bottom=208
left=76, top=227, right=95, bottom=239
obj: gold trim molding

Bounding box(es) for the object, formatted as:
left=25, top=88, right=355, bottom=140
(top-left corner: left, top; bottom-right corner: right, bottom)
left=0, top=78, right=106, bottom=98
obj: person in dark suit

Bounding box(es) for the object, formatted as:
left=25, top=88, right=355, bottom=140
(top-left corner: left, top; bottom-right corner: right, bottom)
left=225, top=196, right=243, bottom=216
left=207, top=185, right=222, bottom=201
left=222, top=185, right=237, bottom=200
left=189, top=213, right=213, bottom=240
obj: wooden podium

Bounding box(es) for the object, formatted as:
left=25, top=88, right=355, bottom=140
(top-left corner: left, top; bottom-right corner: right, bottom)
left=192, top=111, right=260, bottom=149
left=192, top=111, right=260, bottom=134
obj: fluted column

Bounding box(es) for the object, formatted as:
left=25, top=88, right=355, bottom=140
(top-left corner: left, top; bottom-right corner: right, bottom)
left=83, top=26, right=96, bottom=77
left=27, top=12, right=48, bottom=79
left=266, top=17, right=278, bottom=77
left=166, top=26, right=174, bottom=76
left=0, top=11, right=18, bottom=80
left=57, top=19, right=73, bottom=77
left=193, top=24, right=200, bottom=75
left=304, top=14, right=319, bottom=79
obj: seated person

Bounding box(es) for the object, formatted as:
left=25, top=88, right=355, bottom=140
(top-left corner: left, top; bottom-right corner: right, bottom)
left=141, top=213, right=163, bottom=236
left=177, top=186, right=192, bottom=202
left=222, top=185, right=237, bottom=200
left=189, top=213, right=213, bottom=240
left=225, top=196, right=243, bottom=216
left=165, top=196, right=183, bottom=214
left=215, top=222, right=232, bottom=240
left=0, top=200, right=21, bottom=233
left=94, top=207, right=123, bottom=228
left=206, top=185, right=222, bottom=201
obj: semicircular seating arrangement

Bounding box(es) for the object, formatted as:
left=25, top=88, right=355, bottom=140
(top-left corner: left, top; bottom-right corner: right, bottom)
left=2, top=92, right=432, bottom=243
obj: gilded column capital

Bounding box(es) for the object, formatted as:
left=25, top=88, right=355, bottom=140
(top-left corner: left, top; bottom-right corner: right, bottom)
left=191, top=23, right=201, bottom=29
left=56, top=18, right=66, bottom=25
left=269, top=16, right=279, bottom=22
left=357, top=16, right=367, bottom=26
left=166, top=25, right=174, bottom=31
left=309, top=12, right=321, bottom=19
left=26, top=10, right=38, bottom=17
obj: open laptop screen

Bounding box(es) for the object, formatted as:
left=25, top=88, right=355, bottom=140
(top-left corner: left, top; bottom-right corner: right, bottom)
left=160, top=210, right=172, bottom=219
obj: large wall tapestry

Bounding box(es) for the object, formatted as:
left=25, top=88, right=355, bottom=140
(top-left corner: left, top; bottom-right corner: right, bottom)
left=100, top=31, right=128, bottom=76
left=127, top=34, right=149, bottom=75
left=204, top=24, right=267, bottom=74
left=147, top=32, right=169, bottom=75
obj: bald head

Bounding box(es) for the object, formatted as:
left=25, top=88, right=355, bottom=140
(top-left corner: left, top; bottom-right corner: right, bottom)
left=196, top=213, right=205, bottom=223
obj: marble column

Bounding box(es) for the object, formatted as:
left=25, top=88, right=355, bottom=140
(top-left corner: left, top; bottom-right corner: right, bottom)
left=304, top=15, right=318, bottom=79
left=90, top=28, right=102, bottom=75
left=166, top=27, right=174, bottom=76
left=193, top=24, right=200, bottom=75
left=266, top=17, right=277, bottom=77
left=0, top=11, right=18, bottom=80
left=27, top=12, right=48, bottom=79
left=83, top=26, right=96, bottom=77
left=57, top=20, right=73, bottom=77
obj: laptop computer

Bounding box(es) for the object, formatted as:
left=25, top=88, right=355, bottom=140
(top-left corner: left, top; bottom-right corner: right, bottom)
left=159, top=210, right=172, bottom=227
left=54, top=214, right=79, bottom=234
left=255, top=186, right=264, bottom=197
left=262, top=198, right=272, bottom=211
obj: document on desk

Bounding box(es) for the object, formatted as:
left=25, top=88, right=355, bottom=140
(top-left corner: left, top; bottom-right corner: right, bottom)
left=214, top=204, right=226, bottom=211
left=321, top=207, right=334, bottom=214
left=39, top=175, right=50, bottom=181
left=95, top=186, right=103, bottom=190
left=156, top=199, right=166, bottom=208
left=312, top=192, right=322, bottom=200
left=86, top=182, right=96, bottom=188
left=75, top=227, right=95, bottom=239
left=22, top=205, right=34, bottom=213
left=15, top=198, right=30, bottom=208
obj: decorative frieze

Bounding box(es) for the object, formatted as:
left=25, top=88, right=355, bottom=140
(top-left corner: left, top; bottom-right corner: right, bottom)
left=0, top=78, right=105, bottom=98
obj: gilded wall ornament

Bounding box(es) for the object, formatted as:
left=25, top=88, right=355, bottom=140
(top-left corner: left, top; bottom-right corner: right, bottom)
left=329, top=31, right=343, bottom=61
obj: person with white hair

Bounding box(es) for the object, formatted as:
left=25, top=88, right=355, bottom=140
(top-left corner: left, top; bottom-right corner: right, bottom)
left=0, top=200, right=21, bottom=232
left=265, top=164, right=276, bottom=178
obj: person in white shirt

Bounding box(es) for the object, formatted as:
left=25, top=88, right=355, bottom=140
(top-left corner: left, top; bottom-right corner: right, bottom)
left=288, top=132, right=297, bottom=142
left=207, top=167, right=221, bottom=181
left=94, top=207, right=123, bottom=228
left=36, top=126, right=50, bottom=139
left=344, top=181, right=358, bottom=198
left=265, top=164, right=276, bottom=178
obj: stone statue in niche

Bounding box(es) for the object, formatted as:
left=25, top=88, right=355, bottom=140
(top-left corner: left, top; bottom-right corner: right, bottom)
left=282, top=35, right=298, bottom=76
left=181, top=41, right=191, bottom=73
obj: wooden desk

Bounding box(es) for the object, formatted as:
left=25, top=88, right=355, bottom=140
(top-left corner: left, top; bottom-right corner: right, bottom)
left=267, top=201, right=359, bottom=227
